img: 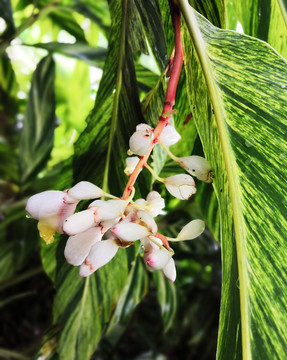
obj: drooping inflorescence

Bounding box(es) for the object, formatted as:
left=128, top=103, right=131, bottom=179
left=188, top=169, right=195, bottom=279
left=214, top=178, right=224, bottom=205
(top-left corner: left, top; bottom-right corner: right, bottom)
left=26, top=123, right=212, bottom=282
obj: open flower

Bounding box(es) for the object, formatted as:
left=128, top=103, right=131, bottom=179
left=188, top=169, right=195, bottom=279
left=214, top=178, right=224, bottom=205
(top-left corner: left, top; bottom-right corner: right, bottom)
left=158, top=125, right=181, bottom=146
left=26, top=190, right=78, bottom=244
left=163, top=174, right=197, bottom=200
left=177, top=156, right=212, bottom=183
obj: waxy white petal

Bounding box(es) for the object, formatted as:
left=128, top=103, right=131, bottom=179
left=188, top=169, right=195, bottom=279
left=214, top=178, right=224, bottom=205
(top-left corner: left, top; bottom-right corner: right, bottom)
left=177, top=219, right=205, bottom=240
left=64, top=227, right=102, bottom=266
left=112, top=222, right=150, bottom=241
left=137, top=210, right=158, bottom=233
left=145, top=248, right=172, bottom=270
left=177, top=156, right=212, bottom=183
left=90, top=199, right=127, bottom=222
left=67, top=181, right=105, bottom=201
left=63, top=209, right=95, bottom=235
left=146, top=191, right=165, bottom=217
left=163, top=258, right=176, bottom=282
left=129, top=125, right=154, bottom=156
left=124, top=156, right=140, bottom=175
left=158, top=125, right=181, bottom=146
left=164, top=174, right=196, bottom=200
left=26, top=191, right=65, bottom=219
left=136, top=123, right=153, bottom=132
left=79, top=239, right=119, bottom=276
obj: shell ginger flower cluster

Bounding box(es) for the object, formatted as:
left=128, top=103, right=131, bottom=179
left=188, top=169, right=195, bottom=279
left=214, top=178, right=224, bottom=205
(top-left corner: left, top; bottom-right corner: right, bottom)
left=26, top=181, right=205, bottom=281
left=26, top=123, right=212, bottom=282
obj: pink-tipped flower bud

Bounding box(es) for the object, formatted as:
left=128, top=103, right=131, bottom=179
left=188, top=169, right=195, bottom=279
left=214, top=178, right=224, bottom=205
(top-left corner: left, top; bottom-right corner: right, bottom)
left=64, top=227, right=102, bottom=266
left=129, top=124, right=154, bottom=156
left=66, top=181, right=105, bottom=202
left=177, top=156, right=212, bottom=183
left=79, top=239, right=119, bottom=277
left=162, top=258, right=176, bottom=282
left=164, top=174, right=196, bottom=200
left=111, top=222, right=150, bottom=242
left=124, top=156, right=140, bottom=175
left=177, top=219, right=205, bottom=240
left=145, top=248, right=172, bottom=270
left=158, top=125, right=181, bottom=146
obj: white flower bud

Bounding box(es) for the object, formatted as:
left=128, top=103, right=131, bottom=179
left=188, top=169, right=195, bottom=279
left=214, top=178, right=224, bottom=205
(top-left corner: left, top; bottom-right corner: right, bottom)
left=26, top=191, right=66, bottom=220
left=164, top=174, right=196, bottom=200
left=111, top=222, right=150, bottom=242
left=124, top=156, right=140, bottom=175
left=129, top=124, right=154, bottom=156
left=144, top=248, right=172, bottom=270
left=64, top=227, right=102, bottom=266
left=89, top=199, right=127, bottom=223
left=63, top=209, right=95, bottom=235
left=66, top=181, right=105, bottom=202
left=79, top=239, right=119, bottom=277
left=146, top=191, right=165, bottom=217
left=177, top=219, right=205, bottom=240
left=137, top=210, right=158, bottom=233
left=177, top=156, right=212, bottom=183
left=136, top=123, right=152, bottom=132
left=162, top=258, right=176, bottom=282
left=158, top=125, right=181, bottom=146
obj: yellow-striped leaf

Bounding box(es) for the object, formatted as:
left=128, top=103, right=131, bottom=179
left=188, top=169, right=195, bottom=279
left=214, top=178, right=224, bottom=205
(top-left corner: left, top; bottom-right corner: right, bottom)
left=178, top=1, right=287, bottom=359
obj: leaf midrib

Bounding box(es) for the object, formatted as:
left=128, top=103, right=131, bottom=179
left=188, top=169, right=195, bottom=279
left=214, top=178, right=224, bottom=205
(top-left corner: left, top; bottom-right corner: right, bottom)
left=177, top=1, right=250, bottom=359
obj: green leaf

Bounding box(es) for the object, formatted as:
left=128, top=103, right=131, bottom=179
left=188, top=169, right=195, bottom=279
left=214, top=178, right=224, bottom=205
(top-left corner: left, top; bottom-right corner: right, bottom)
left=31, top=42, right=106, bottom=67
left=73, top=0, right=150, bottom=196
left=53, top=245, right=136, bottom=360
left=48, top=9, right=87, bottom=42
left=135, top=0, right=168, bottom=70
left=0, top=0, right=16, bottom=40
left=19, top=55, right=56, bottom=186
left=178, top=2, right=287, bottom=359
left=104, top=256, right=149, bottom=346
left=153, top=270, right=177, bottom=332
left=229, top=0, right=287, bottom=58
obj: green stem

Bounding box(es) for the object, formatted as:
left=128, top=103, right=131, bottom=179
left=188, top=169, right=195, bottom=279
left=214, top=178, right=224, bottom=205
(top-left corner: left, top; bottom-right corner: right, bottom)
left=144, top=163, right=165, bottom=183
left=158, top=140, right=179, bottom=162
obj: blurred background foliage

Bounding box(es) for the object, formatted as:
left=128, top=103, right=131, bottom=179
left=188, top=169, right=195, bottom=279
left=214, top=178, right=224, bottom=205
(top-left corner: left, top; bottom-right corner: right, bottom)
left=0, top=0, right=285, bottom=359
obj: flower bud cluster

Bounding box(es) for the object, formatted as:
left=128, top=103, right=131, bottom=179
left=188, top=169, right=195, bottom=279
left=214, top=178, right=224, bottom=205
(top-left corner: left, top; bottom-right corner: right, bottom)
left=26, top=180, right=205, bottom=281
left=26, top=121, right=211, bottom=282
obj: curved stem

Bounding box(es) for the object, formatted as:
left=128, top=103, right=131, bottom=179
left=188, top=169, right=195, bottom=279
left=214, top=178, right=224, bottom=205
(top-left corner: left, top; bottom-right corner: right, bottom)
left=121, top=0, right=183, bottom=200
left=158, top=140, right=180, bottom=162
left=144, top=163, right=165, bottom=182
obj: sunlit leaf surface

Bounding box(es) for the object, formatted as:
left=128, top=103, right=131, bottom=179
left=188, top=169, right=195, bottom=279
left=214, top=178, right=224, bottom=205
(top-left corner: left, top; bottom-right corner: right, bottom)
left=178, top=1, right=287, bottom=358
